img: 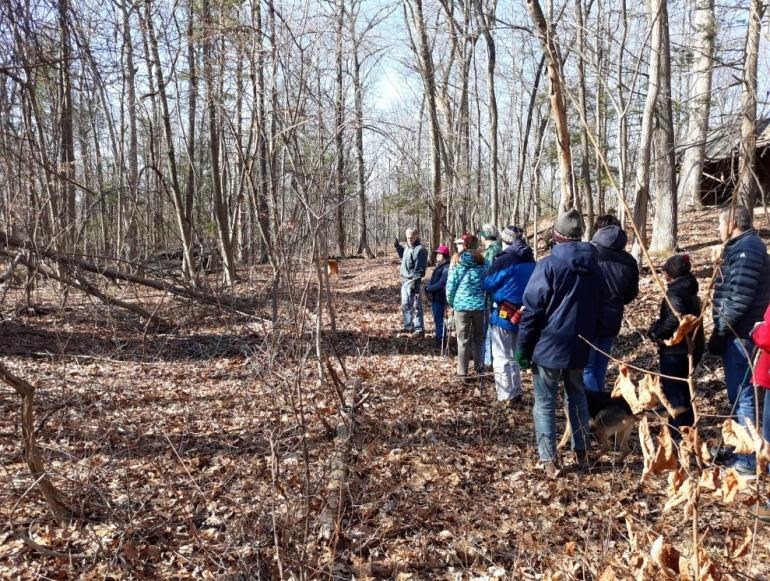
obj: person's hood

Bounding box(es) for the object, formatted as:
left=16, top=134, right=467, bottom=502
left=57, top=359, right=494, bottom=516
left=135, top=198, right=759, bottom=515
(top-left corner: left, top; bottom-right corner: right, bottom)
left=551, top=241, right=599, bottom=274
left=668, top=272, right=698, bottom=295
left=460, top=251, right=481, bottom=267
left=592, top=225, right=628, bottom=250
left=487, top=238, right=534, bottom=275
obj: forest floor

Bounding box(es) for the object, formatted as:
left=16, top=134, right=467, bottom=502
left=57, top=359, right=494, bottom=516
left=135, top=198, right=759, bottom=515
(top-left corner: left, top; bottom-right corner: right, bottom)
left=1, top=207, right=770, bottom=579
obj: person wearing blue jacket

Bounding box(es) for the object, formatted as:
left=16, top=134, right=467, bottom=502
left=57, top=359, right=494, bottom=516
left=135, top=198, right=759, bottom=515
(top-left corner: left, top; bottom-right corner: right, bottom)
left=482, top=226, right=536, bottom=404
left=583, top=215, right=639, bottom=391
left=516, top=209, right=608, bottom=477
left=425, top=244, right=451, bottom=347
left=707, top=205, right=770, bottom=475
left=446, top=233, right=486, bottom=381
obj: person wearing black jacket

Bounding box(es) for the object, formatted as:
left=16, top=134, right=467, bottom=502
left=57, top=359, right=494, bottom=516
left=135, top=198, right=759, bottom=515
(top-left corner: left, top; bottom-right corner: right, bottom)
left=583, top=215, right=640, bottom=391
left=648, top=254, right=704, bottom=434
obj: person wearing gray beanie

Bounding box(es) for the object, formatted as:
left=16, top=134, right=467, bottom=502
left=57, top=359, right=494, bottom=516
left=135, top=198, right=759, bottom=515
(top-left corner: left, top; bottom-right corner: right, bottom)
left=501, top=225, right=525, bottom=247
left=553, top=209, right=585, bottom=243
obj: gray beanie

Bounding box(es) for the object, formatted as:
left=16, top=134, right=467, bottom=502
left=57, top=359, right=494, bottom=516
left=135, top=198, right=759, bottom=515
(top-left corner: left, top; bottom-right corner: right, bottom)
left=479, top=223, right=499, bottom=241
left=501, top=225, right=525, bottom=245
left=553, top=209, right=584, bottom=242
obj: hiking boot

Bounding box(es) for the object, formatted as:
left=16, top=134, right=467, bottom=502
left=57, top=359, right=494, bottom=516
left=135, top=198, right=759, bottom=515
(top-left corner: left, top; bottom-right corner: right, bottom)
left=753, top=501, right=770, bottom=523
left=576, top=450, right=592, bottom=473
left=709, top=444, right=734, bottom=463
left=542, top=461, right=561, bottom=479
left=725, top=459, right=757, bottom=479
left=412, top=329, right=424, bottom=338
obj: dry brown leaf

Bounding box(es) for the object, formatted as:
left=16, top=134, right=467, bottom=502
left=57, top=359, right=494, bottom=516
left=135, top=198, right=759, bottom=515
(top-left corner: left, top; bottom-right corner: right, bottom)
left=722, top=468, right=745, bottom=504
left=564, top=540, right=577, bottom=556
left=698, top=468, right=722, bottom=492
left=650, top=535, right=680, bottom=577
left=598, top=567, right=618, bottom=581
left=663, top=469, right=692, bottom=513
left=613, top=365, right=643, bottom=413
left=635, top=373, right=659, bottom=411
left=721, top=420, right=755, bottom=455
left=679, top=426, right=711, bottom=467
left=663, top=314, right=700, bottom=347
left=639, top=417, right=656, bottom=480
left=695, top=547, right=722, bottom=581
left=728, top=526, right=753, bottom=560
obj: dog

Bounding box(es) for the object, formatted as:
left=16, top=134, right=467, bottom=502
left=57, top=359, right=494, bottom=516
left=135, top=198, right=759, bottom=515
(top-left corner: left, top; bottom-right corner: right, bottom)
left=557, top=390, right=636, bottom=462
left=326, top=258, right=339, bottom=277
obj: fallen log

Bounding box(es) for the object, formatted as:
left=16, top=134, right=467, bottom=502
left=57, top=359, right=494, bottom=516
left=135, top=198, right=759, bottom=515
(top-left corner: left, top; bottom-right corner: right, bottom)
left=0, top=231, right=256, bottom=314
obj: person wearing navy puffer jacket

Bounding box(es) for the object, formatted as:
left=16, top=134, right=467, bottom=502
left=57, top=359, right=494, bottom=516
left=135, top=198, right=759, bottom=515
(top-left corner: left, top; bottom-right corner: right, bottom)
left=482, top=227, right=536, bottom=404
left=583, top=215, right=639, bottom=391
left=425, top=244, right=451, bottom=347
left=516, top=209, right=608, bottom=477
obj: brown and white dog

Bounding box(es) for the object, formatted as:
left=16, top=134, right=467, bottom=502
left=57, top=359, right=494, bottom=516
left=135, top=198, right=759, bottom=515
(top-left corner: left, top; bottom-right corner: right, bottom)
left=558, top=390, right=636, bottom=462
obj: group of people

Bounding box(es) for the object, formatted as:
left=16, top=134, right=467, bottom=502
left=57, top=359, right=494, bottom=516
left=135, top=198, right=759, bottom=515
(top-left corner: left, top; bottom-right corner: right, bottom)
left=396, top=205, right=770, bottom=521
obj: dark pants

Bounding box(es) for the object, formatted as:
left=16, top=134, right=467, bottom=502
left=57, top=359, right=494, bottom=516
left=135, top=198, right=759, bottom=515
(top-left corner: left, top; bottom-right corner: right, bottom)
left=660, top=352, right=693, bottom=435
left=455, top=310, right=484, bottom=376
left=431, top=301, right=445, bottom=346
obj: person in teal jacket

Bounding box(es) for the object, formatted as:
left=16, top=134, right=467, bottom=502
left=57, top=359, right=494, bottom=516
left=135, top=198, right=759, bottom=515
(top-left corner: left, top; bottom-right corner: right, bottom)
left=446, top=233, right=486, bottom=381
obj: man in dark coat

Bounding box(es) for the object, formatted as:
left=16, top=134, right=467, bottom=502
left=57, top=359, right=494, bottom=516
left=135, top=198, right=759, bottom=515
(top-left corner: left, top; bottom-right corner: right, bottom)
left=516, top=209, right=608, bottom=477
left=394, top=228, right=428, bottom=336
left=707, top=205, right=770, bottom=474
left=583, top=215, right=639, bottom=391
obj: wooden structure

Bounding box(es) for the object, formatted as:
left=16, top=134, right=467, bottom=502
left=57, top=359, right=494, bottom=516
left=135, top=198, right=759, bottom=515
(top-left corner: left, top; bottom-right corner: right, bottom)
left=682, top=117, right=770, bottom=206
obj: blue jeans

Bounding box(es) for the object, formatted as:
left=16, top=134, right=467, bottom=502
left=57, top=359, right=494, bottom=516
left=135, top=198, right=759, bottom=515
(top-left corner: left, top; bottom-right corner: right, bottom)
left=583, top=336, right=614, bottom=391
left=431, top=301, right=445, bottom=345
left=533, top=366, right=591, bottom=462
left=722, top=337, right=757, bottom=470
left=401, top=281, right=423, bottom=332
left=482, top=307, right=492, bottom=366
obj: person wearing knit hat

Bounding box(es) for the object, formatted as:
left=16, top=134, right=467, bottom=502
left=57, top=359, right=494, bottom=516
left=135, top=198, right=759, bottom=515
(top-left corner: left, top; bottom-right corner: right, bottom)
left=648, top=253, right=704, bottom=438
left=425, top=244, right=452, bottom=348
left=582, top=215, right=639, bottom=392
left=516, top=208, right=607, bottom=477
left=478, top=224, right=503, bottom=370
left=552, top=208, right=585, bottom=244
left=500, top=226, right=525, bottom=247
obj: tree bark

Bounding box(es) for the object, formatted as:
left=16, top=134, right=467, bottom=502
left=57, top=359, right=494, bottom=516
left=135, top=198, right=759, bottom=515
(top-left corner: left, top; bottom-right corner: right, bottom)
left=575, top=0, right=593, bottom=234
left=677, top=0, right=714, bottom=210
left=526, top=0, right=574, bottom=213
left=649, top=0, right=677, bottom=256
left=335, top=0, right=346, bottom=257
left=737, top=0, right=765, bottom=209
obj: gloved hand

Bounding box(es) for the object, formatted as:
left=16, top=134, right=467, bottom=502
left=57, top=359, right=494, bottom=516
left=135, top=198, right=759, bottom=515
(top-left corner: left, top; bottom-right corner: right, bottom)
left=393, top=238, right=400, bottom=248
left=707, top=332, right=727, bottom=356
left=515, top=350, right=531, bottom=370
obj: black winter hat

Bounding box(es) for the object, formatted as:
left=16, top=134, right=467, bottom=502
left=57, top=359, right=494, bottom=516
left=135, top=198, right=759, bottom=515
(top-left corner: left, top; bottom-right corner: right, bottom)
left=662, top=254, right=692, bottom=278
left=553, top=209, right=584, bottom=243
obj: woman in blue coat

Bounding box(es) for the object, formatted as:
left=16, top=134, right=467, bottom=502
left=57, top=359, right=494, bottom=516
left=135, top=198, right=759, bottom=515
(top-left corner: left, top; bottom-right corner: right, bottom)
left=425, top=244, right=451, bottom=347
left=482, top=226, right=536, bottom=404
left=446, top=234, right=486, bottom=381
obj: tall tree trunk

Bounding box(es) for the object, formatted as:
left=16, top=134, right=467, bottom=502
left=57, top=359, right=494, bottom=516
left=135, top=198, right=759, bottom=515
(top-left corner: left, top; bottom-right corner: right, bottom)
left=677, top=0, right=715, bottom=210
left=334, top=0, right=346, bottom=257
left=122, top=0, right=140, bottom=259
left=575, top=0, right=593, bottom=233
left=737, top=0, right=765, bottom=209
left=184, top=0, right=197, bottom=273
left=202, top=0, right=236, bottom=284
left=58, top=0, right=76, bottom=248
left=403, top=0, right=443, bottom=250
left=631, top=0, right=663, bottom=260
left=526, top=0, right=574, bottom=212
left=142, top=0, right=197, bottom=282
left=649, top=0, right=677, bottom=256
left=473, top=0, right=498, bottom=225
left=352, top=35, right=372, bottom=258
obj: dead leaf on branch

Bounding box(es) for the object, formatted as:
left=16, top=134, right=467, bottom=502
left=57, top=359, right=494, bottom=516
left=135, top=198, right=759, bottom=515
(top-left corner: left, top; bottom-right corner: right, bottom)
left=663, top=314, right=700, bottom=347
left=698, top=468, right=722, bottom=493
left=663, top=469, right=694, bottom=516
left=640, top=417, right=679, bottom=481
left=721, top=420, right=756, bottom=455
left=612, top=366, right=677, bottom=416
left=721, top=468, right=745, bottom=504
left=727, top=526, right=753, bottom=560
left=650, top=536, right=680, bottom=577
left=679, top=426, right=711, bottom=467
